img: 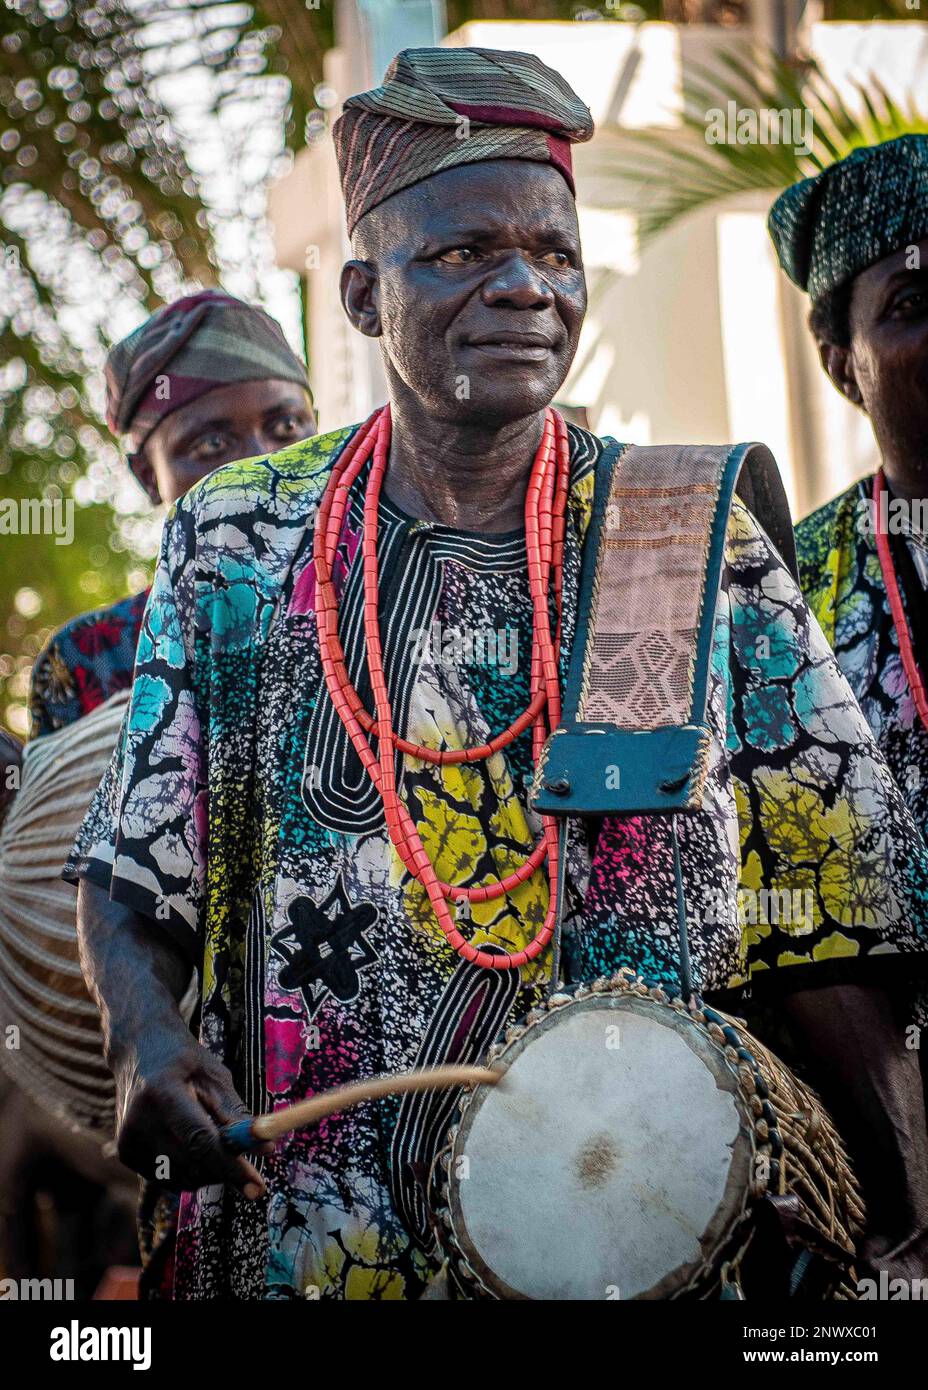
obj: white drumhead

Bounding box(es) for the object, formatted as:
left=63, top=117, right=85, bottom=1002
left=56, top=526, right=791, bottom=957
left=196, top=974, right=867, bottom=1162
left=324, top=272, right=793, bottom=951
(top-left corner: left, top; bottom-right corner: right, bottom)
left=449, top=995, right=751, bottom=1299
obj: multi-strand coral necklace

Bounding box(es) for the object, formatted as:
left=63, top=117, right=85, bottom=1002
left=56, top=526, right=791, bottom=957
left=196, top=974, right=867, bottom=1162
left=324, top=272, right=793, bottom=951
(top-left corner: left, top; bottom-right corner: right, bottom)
left=312, top=404, right=568, bottom=969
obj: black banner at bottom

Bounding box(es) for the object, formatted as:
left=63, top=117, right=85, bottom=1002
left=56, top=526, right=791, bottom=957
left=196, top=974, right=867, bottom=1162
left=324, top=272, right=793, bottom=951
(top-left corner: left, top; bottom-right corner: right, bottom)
left=0, top=1297, right=922, bottom=1375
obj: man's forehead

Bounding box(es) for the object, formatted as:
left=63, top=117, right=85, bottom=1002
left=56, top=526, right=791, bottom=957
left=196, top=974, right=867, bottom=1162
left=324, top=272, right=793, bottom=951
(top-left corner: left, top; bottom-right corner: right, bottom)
left=416, top=205, right=579, bottom=246
left=154, top=380, right=309, bottom=450
left=411, top=163, right=579, bottom=238
left=855, top=233, right=928, bottom=298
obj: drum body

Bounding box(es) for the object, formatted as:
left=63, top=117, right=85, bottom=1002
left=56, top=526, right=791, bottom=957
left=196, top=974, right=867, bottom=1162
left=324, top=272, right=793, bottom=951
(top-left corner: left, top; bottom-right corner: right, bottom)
left=0, top=691, right=128, bottom=1134
left=433, top=972, right=864, bottom=1300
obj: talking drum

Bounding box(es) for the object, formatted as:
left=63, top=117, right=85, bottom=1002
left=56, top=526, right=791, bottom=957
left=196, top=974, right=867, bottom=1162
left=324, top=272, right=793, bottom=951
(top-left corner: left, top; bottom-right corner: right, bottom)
left=432, top=972, right=865, bottom=1300
left=0, top=690, right=128, bottom=1134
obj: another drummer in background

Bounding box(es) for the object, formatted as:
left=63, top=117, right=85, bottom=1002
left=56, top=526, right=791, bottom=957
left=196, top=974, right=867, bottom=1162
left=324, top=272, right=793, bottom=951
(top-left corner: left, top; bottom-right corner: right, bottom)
left=68, top=48, right=928, bottom=1300
left=28, top=290, right=317, bottom=738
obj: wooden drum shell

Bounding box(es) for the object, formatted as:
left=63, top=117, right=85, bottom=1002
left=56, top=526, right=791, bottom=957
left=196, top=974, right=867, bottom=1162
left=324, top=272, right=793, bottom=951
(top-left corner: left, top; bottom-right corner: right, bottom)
left=0, top=692, right=128, bottom=1135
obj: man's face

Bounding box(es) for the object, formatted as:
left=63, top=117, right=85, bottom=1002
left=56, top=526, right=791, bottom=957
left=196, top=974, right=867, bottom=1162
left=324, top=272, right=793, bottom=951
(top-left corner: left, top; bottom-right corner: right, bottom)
left=827, top=235, right=928, bottom=475
left=135, top=377, right=317, bottom=505
left=343, top=159, right=587, bottom=426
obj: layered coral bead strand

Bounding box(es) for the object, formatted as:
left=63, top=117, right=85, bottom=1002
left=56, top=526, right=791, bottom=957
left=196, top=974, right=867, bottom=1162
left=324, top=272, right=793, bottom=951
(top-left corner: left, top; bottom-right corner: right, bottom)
left=313, top=405, right=570, bottom=970
left=873, top=468, right=928, bottom=732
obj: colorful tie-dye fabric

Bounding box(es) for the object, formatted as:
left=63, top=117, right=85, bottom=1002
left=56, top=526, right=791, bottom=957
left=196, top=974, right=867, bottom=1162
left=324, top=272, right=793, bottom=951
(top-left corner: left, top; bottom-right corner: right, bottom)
left=796, top=476, right=928, bottom=838
left=29, top=589, right=150, bottom=739
left=65, top=426, right=928, bottom=1300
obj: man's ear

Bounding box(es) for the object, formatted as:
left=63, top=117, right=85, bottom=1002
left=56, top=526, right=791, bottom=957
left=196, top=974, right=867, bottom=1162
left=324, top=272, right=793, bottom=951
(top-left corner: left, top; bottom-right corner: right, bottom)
left=819, top=341, right=864, bottom=409
left=340, top=260, right=381, bottom=339
left=127, top=450, right=161, bottom=506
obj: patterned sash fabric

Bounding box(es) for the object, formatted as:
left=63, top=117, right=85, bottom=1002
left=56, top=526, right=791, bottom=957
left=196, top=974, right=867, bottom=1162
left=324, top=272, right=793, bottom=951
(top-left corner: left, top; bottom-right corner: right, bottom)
left=534, top=441, right=794, bottom=821
left=579, top=447, right=722, bottom=731
left=333, top=47, right=593, bottom=232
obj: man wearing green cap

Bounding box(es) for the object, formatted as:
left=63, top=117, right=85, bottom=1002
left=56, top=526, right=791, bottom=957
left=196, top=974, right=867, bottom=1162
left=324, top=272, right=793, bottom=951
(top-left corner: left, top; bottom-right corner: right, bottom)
left=64, top=53, right=928, bottom=1299
left=770, top=135, right=928, bottom=838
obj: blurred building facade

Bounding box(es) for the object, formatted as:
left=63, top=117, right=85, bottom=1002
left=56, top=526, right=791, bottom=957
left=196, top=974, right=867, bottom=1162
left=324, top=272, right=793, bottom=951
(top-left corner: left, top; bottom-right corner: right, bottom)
left=268, top=6, right=928, bottom=518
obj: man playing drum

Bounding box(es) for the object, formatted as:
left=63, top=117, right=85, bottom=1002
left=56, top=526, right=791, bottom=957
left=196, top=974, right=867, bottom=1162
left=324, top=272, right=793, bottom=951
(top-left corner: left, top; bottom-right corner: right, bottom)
left=69, top=48, right=928, bottom=1299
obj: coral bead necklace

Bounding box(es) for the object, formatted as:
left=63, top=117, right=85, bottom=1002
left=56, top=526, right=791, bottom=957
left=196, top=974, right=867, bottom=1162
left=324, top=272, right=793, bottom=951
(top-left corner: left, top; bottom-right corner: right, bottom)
left=873, top=468, right=928, bottom=732
left=312, top=404, right=569, bottom=970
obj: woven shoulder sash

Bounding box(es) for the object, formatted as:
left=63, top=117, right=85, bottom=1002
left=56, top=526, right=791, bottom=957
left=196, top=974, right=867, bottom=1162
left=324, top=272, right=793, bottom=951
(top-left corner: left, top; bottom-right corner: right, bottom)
left=533, top=440, right=796, bottom=818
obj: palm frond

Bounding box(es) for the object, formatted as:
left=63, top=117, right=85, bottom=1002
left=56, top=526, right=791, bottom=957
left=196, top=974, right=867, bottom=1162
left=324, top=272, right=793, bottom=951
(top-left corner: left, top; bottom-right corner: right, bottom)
left=591, top=46, right=928, bottom=242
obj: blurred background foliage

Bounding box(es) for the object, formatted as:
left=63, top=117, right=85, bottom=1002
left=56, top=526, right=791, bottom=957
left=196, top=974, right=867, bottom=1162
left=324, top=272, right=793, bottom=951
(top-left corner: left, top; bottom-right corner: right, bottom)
left=598, top=49, right=928, bottom=242
left=0, top=0, right=920, bottom=736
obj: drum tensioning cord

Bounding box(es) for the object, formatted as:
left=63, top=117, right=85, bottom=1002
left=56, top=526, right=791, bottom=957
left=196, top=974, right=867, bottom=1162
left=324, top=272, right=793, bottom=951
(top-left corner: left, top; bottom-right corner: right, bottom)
left=548, top=814, right=694, bottom=1002
left=671, top=813, right=694, bottom=1002
left=548, top=819, right=569, bottom=994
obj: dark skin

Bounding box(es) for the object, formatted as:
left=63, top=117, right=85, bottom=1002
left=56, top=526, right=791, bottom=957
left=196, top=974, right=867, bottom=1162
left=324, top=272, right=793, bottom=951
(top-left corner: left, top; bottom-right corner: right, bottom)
left=80, top=161, right=925, bottom=1268
left=342, top=159, right=586, bottom=532
left=76, top=377, right=315, bottom=1202
left=820, top=234, right=928, bottom=504
left=812, top=243, right=928, bottom=1265
left=132, top=378, right=317, bottom=506
left=76, top=892, right=272, bottom=1199
left=0, top=381, right=314, bottom=1205
left=5, top=384, right=314, bottom=893
left=79, top=162, right=580, bottom=1197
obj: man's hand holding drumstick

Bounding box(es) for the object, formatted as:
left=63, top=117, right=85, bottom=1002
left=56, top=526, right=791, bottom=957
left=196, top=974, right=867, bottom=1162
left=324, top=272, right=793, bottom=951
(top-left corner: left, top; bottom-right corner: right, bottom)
left=79, top=880, right=273, bottom=1199
left=78, top=879, right=497, bottom=1197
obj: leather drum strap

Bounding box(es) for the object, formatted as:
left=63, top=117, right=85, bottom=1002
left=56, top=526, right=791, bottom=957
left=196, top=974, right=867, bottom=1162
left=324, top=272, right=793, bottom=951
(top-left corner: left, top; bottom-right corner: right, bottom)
left=533, top=440, right=795, bottom=818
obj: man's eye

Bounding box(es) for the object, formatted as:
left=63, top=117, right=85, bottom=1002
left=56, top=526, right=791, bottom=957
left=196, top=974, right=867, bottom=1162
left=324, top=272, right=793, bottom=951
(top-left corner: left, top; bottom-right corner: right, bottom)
left=540, top=250, right=572, bottom=268
left=271, top=414, right=305, bottom=437
left=193, top=434, right=229, bottom=459
left=893, top=289, right=928, bottom=317
left=438, top=248, right=479, bottom=265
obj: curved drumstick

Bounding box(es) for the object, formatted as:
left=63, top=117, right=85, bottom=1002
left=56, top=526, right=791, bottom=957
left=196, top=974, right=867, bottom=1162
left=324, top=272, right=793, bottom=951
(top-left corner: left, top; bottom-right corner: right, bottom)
left=219, top=1065, right=501, bottom=1154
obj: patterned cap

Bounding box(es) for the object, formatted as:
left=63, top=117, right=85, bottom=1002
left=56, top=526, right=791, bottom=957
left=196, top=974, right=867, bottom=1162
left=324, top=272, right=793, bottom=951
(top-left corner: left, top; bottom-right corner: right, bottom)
left=105, top=289, right=312, bottom=454
left=768, top=134, right=928, bottom=302
left=333, top=46, right=594, bottom=234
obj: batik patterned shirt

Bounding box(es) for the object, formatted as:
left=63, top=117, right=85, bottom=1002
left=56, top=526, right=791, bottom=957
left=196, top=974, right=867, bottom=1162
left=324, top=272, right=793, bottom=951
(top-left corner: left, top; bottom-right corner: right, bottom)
left=65, top=425, right=928, bottom=1300
left=796, top=476, right=928, bottom=838
left=30, top=590, right=150, bottom=739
